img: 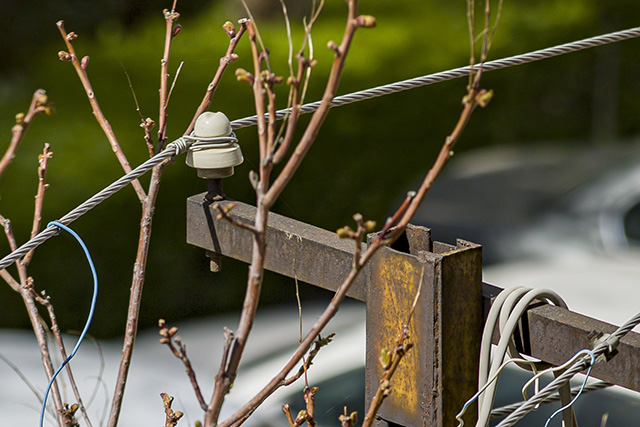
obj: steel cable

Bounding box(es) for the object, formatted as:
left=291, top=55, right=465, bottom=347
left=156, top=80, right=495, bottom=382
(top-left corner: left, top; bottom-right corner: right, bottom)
left=0, top=26, right=639, bottom=270
left=495, top=312, right=640, bottom=427
left=490, top=381, right=612, bottom=420
left=230, top=26, right=640, bottom=129
left=0, top=139, right=186, bottom=271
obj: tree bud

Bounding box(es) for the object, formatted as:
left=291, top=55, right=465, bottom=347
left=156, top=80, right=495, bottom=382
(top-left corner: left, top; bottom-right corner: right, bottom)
left=223, top=21, right=236, bottom=38
left=172, top=24, right=182, bottom=38
left=476, top=89, right=494, bottom=108
left=81, top=56, right=90, bottom=69
left=327, top=40, right=340, bottom=53
left=35, top=92, right=48, bottom=106
left=355, top=15, right=376, bottom=28
left=58, top=51, right=72, bottom=62
left=235, top=68, right=254, bottom=84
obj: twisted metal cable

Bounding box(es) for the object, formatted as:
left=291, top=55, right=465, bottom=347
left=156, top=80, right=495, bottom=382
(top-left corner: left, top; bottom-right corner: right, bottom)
left=230, top=26, right=640, bottom=129
left=495, top=312, right=640, bottom=427
left=490, top=381, right=612, bottom=419
left=0, top=138, right=189, bottom=271
left=0, top=27, right=639, bottom=270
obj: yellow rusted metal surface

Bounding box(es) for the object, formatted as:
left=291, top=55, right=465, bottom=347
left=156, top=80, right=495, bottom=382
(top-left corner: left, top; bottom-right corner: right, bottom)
left=366, top=226, right=482, bottom=427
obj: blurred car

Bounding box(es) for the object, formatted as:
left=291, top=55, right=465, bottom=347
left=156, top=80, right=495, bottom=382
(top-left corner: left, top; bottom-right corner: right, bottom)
left=413, top=139, right=640, bottom=325
left=0, top=302, right=365, bottom=427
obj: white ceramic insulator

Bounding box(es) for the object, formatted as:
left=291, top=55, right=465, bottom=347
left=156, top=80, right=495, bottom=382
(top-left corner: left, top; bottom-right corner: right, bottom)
left=194, top=112, right=232, bottom=137
left=187, top=111, right=243, bottom=178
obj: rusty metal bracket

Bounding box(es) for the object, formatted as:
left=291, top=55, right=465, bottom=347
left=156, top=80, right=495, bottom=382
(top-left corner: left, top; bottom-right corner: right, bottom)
left=365, top=227, right=482, bottom=427
left=186, top=193, right=640, bottom=426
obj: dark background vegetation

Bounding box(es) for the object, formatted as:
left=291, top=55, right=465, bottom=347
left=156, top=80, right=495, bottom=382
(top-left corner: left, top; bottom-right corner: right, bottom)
left=0, top=0, right=638, bottom=337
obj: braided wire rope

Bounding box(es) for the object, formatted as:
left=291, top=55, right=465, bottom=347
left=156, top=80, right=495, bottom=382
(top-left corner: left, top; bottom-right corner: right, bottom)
left=230, top=26, right=640, bottom=129
left=490, top=381, right=612, bottom=419
left=0, top=138, right=187, bottom=271
left=495, top=312, right=640, bottom=427
left=0, top=27, right=639, bottom=271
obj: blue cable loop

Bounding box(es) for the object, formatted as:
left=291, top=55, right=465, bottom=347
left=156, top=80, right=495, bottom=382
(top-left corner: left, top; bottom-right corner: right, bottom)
left=543, top=349, right=596, bottom=427
left=39, top=221, right=98, bottom=427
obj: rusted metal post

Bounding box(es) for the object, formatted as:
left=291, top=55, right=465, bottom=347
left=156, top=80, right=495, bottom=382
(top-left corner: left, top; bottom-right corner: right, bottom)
left=365, top=225, right=483, bottom=427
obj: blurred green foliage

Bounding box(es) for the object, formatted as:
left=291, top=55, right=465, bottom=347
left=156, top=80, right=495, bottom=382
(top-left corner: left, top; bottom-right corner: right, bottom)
left=0, top=0, right=639, bottom=337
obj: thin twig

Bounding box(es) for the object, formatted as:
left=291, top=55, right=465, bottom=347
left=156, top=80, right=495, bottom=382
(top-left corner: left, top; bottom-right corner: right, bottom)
left=161, top=393, right=184, bottom=427
left=0, top=233, right=67, bottom=425
left=80, top=334, right=106, bottom=410
left=166, top=61, right=184, bottom=110
left=34, top=288, right=94, bottom=427
left=212, top=202, right=258, bottom=234
left=0, top=352, right=45, bottom=404
left=0, top=89, right=51, bottom=179
left=110, top=5, right=241, bottom=424
left=23, top=144, right=53, bottom=266
left=57, top=21, right=147, bottom=202
left=158, top=319, right=208, bottom=411
left=262, top=0, right=365, bottom=208
left=122, top=64, right=156, bottom=157
left=185, top=19, right=247, bottom=136
left=158, top=7, right=180, bottom=150
left=0, top=268, right=20, bottom=292
left=107, top=162, right=168, bottom=427
left=293, top=276, right=309, bottom=388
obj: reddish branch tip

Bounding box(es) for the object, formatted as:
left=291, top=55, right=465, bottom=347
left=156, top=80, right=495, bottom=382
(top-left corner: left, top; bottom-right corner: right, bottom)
left=56, top=20, right=64, bottom=28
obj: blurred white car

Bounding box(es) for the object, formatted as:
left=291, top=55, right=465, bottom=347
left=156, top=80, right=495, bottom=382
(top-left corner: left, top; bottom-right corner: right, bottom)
left=414, top=140, right=640, bottom=325
left=0, top=302, right=365, bottom=427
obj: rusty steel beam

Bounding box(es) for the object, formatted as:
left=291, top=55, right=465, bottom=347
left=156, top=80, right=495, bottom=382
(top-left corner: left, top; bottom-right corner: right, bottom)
left=186, top=194, right=640, bottom=395
left=186, top=193, right=367, bottom=301
left=527, top=304, right=640, bottom=392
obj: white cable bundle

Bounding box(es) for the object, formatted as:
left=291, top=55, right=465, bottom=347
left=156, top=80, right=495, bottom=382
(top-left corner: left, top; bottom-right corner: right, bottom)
left=456, top=287, right=571, bottom=427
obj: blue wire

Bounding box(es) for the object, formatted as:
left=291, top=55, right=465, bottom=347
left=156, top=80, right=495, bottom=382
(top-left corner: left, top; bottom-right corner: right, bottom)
left=543, top=349, right=596, bottom=427
left=39, top=221, right=98, bottom=427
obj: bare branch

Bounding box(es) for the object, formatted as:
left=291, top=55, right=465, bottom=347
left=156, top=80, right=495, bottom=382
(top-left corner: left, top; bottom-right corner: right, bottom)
left=158, top=319, right=208, bottom=411
left=57, top=21, right=147, bottom=202
left=263, top=0, right=366, bottom=208
left=122, top=65, right=156, bottom=157
left=0, top=89, right=51, bottom=179
left=166, top=61, right=184, bottom=111
left=213, top=203, right=258, bottom=234
left=0, top=268, right=20, bottom=292
left=108, top=162, right=168, bottom=427
left=161, top=393, right=184, bottom=427
left=185, top=20, right=247, bottom=136
left=23, top=143, right=53, bottom=266
left=158, top=7, right=180, bottom=149
left=35, top=288, right=94, bottom=427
